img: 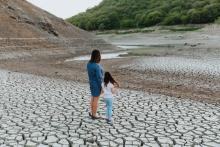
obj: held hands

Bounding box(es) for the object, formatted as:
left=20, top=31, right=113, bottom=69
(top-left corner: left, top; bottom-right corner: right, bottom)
left=113, top=82, right=119, bottom=95
left=114, top=82, right=120, bottom=88
left=100, top=89, right=104, bottom=97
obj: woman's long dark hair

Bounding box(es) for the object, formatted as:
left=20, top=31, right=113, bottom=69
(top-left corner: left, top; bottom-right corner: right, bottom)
left=104, top=72, right=119, bottom=87
left=90, top=49, right=101, bottom=63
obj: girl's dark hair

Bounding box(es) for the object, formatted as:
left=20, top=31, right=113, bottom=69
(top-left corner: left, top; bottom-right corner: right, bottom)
left=104, top=72, right=119, bottom=87
left=90, top=49, right=101, bottom=63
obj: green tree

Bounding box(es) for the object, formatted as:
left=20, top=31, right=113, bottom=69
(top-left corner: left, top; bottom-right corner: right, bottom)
left=144, top=11, right=165, bottom=26
left=163, top=13, right=182, bottom=25
left=120, top=19, right=136, bottom=28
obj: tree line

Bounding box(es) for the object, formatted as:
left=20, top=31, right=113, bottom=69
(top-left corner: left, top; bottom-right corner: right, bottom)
left=67, top=0, right=220, bottom=31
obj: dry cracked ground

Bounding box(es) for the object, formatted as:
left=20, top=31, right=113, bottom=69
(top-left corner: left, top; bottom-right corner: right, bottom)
left=0, top=70, right=219, bottom=147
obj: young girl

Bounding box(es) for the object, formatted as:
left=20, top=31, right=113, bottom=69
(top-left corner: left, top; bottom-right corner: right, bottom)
left=101, top=72, right=119, bottom=124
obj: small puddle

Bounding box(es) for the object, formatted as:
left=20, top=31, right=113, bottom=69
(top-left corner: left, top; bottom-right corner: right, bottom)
left=118, top=45, right=144, bottom=49
left=65, top=52, right=128, bottom=62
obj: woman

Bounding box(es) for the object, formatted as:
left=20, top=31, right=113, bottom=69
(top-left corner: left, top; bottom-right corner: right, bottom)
left=87, top=49, right=104, bottom=119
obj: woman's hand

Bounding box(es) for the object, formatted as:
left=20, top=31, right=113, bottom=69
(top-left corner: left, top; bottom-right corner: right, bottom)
left=100, top=89, right=104, bottom=97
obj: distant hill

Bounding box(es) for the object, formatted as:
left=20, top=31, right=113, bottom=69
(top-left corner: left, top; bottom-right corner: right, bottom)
left=67, top=0, right=220, bottom=31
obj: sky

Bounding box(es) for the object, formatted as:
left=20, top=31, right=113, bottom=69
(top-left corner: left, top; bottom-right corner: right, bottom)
left=27, top=0, right=103, bottom=19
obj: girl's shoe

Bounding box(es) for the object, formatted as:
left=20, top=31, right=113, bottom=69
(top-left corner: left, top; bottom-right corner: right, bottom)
left=106, top=119, right=113, bottom=124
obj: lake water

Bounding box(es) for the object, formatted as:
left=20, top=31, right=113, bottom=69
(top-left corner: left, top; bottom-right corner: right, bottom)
left=65, top=52, right=128, bottom=62
left=117, top=45, right=143, bottom=49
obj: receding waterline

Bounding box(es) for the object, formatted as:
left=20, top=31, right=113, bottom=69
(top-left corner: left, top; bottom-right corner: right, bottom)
left=118, top=45, right=145, bottom=49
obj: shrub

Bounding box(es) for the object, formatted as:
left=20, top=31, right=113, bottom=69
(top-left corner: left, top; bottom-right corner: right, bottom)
left=135, top=13, right=146, bottom=27
left=188, top=9, right=202, bottom=23
left=120, top=19, right=136, bottom=28
left=163, top=13, right=182, bottom=25
left=204, top=4, right=220, bottom=19
left=98, top=23, right=105, bottom=31
left=188, top=8, right=216, bottom=23
left=215, top=17, right=220, bottom=24
left=181, top=15, right=190, bottom=24
left=144, top=11, right=165, bottom=26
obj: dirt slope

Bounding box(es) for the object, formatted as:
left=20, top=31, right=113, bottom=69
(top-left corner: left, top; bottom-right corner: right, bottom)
left=0, top=0, right=116, bottom=54
left=0, top=0, right=91, bottom=38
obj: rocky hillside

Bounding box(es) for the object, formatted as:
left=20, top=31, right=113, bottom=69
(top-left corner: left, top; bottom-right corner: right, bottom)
left=0, top=0, right=91, bottom=38
left=0, top=0, right=116, bottom=55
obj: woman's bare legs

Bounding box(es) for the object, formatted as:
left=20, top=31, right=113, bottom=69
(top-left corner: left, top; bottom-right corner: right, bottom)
left=90, top=96, right=99, bottom=117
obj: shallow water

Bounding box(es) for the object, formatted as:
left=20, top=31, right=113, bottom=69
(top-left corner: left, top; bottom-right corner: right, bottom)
left=65, top=52, right=128, bottom=61
left=117, top=45, right=144, bottom=49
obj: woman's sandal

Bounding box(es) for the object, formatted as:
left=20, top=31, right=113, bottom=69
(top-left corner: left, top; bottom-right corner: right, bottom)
left=92, top=115, right=100, bottom=120
left=89, top=113, right=100, bottom=120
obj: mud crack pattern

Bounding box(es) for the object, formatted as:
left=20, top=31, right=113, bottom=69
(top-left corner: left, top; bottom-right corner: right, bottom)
left=0, top=70, right=219, bottom=147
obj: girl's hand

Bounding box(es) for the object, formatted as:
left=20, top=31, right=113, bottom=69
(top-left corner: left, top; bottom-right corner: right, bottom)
left=114, top=82, right=120, bottom=88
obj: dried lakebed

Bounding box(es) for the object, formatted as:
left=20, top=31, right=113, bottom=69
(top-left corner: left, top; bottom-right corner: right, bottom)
left=120, top=57, right=220, bottom=77
left=0, top=70, right=219, bottom=146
